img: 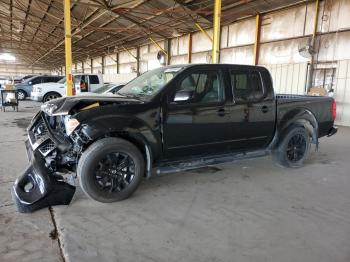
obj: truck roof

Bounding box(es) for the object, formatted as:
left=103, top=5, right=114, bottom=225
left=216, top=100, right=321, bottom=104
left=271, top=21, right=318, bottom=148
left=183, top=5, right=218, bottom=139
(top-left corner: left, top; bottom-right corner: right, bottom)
left=162, top=63, right=267, bottom=71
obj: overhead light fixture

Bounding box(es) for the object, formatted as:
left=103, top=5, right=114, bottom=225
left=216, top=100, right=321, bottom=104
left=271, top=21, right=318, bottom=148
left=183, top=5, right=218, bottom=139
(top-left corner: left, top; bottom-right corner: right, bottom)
left=0, top=53, right=16, bottom=61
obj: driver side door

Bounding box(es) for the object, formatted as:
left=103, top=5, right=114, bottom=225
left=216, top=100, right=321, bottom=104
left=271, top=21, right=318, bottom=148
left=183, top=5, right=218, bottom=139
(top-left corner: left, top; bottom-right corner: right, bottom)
left=163, top=67, right=232, bottom=159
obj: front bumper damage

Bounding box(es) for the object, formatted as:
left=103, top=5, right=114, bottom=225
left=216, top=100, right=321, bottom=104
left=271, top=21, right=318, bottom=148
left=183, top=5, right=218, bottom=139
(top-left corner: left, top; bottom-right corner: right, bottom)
left=12, top=113, right=76, bottom=213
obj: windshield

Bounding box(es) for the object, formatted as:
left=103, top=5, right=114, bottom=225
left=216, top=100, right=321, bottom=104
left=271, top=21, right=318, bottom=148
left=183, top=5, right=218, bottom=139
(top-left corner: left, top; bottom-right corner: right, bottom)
left=94, top=84, right=117, bottom=94
left=117, top=67, right=183, bottom=99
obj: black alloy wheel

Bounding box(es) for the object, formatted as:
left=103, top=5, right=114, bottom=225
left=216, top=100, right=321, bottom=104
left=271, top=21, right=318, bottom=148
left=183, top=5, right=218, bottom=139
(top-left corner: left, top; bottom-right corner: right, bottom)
left=77, top=137, right=144, bottom=202
left=94, top=152, right=136, bottom=193
left=272, top=126, right=311, bottom=168
left=286, top=133, right=307, bottom=163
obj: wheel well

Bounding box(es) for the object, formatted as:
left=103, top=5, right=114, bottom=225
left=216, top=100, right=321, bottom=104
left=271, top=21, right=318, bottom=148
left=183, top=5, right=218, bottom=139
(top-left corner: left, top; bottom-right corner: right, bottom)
left=17, top=89, right=27, bottom=96
left=292, top=119, right=317, bottom=143
left=44, top=91, right=61, bottom=98
left=277, top=120, right=317, bottom=147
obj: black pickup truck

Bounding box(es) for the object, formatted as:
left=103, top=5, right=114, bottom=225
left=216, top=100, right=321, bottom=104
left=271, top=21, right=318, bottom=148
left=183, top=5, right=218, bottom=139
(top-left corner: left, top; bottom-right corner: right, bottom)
left=12, top=64, right=337, bottom=212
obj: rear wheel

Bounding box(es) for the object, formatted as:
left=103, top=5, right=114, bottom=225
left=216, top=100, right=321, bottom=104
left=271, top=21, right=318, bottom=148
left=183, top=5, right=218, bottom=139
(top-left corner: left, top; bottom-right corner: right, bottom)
left=43, top=92, right=61, bottom=102
left=272, top=126, right=311, bottom=168
left=17, top=90, right=26, bottom=100
left=77, top=138, right=145, bottom=203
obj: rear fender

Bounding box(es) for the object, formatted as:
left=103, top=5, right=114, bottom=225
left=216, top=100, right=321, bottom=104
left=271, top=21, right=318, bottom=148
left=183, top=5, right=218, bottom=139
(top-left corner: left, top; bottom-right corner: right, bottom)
left=272, top=108, right=319, bottom=149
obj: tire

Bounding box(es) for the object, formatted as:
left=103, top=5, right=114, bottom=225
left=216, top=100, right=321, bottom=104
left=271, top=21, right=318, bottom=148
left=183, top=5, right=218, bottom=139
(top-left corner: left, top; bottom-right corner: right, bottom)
left=272, top=126, right=311, bottom=168
left=43, top=92, right=61, bottom=102
left=77, top=137, right=145, bottom=203
left=17, top=90, right=26, bottom=100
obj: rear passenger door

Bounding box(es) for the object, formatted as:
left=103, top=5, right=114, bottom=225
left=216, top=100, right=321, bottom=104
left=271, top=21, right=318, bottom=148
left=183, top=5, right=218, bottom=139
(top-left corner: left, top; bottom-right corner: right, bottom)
left=229, top=69, right=275, bottom=149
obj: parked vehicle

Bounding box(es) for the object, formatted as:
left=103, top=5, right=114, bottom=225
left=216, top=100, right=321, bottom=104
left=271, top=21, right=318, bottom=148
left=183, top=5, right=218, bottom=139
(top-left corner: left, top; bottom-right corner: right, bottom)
left=31, top=74, right=104, bottom=102
left=12, top=75, right=37, bottom=84
left=0, top=76, right=11, bottom=88
left=21, top=75, right=37, bottom=82
left=12, top=64, right=337, bottom=212
left=15, top=75, right=63, bottom=100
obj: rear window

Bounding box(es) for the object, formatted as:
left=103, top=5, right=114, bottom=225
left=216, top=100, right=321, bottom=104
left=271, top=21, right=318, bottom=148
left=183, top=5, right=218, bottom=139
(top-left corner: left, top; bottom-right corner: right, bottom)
left=89, top=75, right=99, bottom=84
left=230, top=70, right=264, bottom=102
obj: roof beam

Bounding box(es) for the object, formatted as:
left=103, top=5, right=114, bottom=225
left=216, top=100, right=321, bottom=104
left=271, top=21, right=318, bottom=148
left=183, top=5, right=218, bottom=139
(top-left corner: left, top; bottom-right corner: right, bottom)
left=19, top=0, right=33, bottom=46
left=29, top=0, right=54, bottom=46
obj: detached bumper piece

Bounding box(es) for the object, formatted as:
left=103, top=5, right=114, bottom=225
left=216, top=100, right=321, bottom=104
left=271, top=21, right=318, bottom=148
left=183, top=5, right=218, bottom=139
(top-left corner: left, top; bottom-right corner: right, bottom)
left=12, top=142, right=76, bottom=213
left=12, top=113, right=76, bottom=213
left=12, top=162, right=75, bottom=213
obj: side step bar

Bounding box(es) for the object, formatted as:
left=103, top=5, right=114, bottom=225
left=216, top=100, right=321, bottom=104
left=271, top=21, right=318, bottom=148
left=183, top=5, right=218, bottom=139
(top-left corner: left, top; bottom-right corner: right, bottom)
left=154, top=150, right=269, bottom=175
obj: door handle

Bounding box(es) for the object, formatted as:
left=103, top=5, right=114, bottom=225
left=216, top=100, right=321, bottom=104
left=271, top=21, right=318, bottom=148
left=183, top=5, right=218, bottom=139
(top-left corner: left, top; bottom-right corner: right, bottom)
left=261, top=105, right=268, bottom=113
left=217, top=108, right=225, bottom=117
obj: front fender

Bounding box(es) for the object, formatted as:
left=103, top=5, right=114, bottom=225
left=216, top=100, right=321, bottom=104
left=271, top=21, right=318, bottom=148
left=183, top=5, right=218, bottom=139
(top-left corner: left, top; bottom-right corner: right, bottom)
left=77, top=113, right=162, bottom=177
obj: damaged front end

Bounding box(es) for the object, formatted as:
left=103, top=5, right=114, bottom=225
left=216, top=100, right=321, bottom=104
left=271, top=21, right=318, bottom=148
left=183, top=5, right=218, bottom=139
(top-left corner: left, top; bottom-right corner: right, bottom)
left=12, top=111, right=85, bottom=213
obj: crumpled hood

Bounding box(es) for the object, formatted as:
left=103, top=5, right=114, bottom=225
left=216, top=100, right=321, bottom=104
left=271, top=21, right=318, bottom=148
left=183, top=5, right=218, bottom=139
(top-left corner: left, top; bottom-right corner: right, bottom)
left=41, top=94, right=143, bottom=116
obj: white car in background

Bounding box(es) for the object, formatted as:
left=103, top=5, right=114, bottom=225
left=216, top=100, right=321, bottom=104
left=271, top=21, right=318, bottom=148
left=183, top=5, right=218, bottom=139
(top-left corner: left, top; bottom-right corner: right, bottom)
left=31, top=73, right=104, bottom=102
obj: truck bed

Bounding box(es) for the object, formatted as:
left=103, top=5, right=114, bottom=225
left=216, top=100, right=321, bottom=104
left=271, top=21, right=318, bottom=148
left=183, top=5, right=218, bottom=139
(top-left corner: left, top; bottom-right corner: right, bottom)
left=276, top=94, right=334, bottom=138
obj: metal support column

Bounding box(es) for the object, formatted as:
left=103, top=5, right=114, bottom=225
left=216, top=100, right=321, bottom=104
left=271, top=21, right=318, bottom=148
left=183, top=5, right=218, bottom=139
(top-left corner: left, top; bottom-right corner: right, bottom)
left=101, top=56, right=105, bottom=74
left=306, top=0, right=320, bottom=91
left=63, top=0, right=73, bottom=96
left=116, top=53, right=119, bottom=74
left=165, top=39, right=171, bottom=65
left=136, top=47, right=140, bottom=76
left=188, top=33, right=192, bottom=63
left=253, top=14, right=261, bottom=65
left=212, top=0, right=221, bottom=64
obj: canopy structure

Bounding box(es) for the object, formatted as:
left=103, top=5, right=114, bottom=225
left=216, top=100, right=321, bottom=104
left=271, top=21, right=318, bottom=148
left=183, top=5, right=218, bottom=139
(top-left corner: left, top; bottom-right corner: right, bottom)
left=0, top=0, right=304, bottom=68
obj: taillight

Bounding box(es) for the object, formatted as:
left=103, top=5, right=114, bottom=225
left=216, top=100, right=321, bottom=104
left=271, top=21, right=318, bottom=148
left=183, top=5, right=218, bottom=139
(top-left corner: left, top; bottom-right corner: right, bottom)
left=331, top=100, right=336, bottom=121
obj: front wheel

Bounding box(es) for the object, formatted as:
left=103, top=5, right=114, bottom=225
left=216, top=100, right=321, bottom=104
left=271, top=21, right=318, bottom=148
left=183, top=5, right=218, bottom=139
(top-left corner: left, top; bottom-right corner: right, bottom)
left=43, top=92, right=61, bottom=102
left=272, top=126, right=311, bottom=168
left=17, top=90, right=26, bottom=100
left=77, top=138, right=145, bottom=203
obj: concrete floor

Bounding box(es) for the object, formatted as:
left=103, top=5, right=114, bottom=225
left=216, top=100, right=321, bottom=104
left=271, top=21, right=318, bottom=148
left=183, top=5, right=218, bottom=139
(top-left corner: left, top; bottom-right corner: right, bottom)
left=1, top=101, right=350, bottom=262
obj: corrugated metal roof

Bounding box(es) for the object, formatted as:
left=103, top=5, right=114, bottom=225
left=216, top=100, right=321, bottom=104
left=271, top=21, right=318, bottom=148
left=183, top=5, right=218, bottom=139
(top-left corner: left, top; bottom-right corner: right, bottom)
left=0, top=0, right=305, bottom=68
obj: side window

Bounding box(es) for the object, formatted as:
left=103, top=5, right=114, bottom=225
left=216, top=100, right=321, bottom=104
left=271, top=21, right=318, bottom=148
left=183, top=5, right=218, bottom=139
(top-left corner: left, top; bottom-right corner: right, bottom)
left=74, top=75, right=82, bottom=84
left=175, top=71, right=223, bottom=103
left=230, top=70, right=264, bottom=102
left=89, top=75, right=99, bottom=84
left=31, top=77, right=42, bottom=85
left=80, top=75, right=88, bottom=92
left=45, top=77, right=55, bottom=82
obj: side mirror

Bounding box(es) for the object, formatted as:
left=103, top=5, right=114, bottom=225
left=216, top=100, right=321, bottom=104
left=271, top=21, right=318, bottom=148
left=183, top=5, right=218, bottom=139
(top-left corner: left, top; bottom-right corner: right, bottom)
left=174, top=91, right=192, bottom=102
